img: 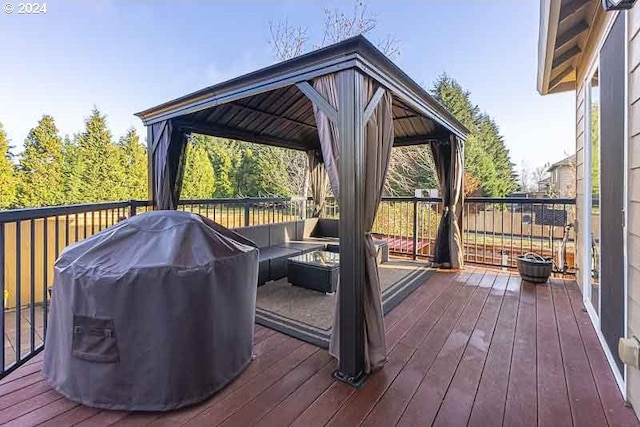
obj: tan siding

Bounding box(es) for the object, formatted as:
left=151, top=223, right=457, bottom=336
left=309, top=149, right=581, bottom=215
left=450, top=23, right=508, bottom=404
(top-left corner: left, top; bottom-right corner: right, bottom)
left=632, top=101, right=640, bottom=137
left=630, top=203, right=640, bottom=238
left=632, top=6, right=640, bottom=43
left=632, top=134, right=640, bottom=169
left=631, top=171, right=640, bottom=203
left=631, top=13, right=640, bottom=412
left=630, top=264, right=640, bottom=306
left=575, top=83, right=585, bottom=290
left=630, top=64, right=640, bottom=104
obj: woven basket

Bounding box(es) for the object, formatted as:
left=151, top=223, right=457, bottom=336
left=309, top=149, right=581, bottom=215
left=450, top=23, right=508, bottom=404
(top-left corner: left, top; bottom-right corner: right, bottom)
left=517, top=253, right=552, bottom=284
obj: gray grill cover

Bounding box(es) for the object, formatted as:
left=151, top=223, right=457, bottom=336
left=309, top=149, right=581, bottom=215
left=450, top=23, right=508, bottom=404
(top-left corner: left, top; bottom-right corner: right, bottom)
left=43, top=210, right=259, bottom=411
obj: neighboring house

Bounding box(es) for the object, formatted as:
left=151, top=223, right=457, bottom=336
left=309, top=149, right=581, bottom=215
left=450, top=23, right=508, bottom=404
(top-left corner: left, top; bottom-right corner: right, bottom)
left=537, top=174, right=552, bottom=194
left=544, top=154, right=577, bottom=197
left=539, top=0, right=639, bottom=410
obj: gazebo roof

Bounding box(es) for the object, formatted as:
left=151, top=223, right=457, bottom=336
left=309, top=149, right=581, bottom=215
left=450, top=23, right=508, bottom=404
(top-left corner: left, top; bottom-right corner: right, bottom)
left=135, top=36, right=468, bottom=151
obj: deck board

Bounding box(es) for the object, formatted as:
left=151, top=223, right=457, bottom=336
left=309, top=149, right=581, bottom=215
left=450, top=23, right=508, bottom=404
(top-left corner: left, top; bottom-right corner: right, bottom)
left=551, top=278, right=609, bottom=427
left=431, top=271, right=505, bottom=427
left=536, top=281, right=572, bottom=427
left=0, top=268, right=635, bottom=427
left=467, top=274, right=521, bottom=427
left=360, top=269, right=479, bottom=427
left=504, top=279, right=538, bottom=427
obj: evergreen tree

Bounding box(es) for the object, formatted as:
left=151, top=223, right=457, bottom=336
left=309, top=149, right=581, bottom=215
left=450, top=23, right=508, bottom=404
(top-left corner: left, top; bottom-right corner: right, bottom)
left=61, top=136, right=83, bottom=205
left=17, top=115, right=65, bottom=207
left=181, top=138, right=215, bottom=199
left=234, top=144, right=292, bottom=196
left=75, top=108, right=126, bottom=202
left=118, top=128, right=148, bottom=200
left=0, top=123, right=16, bottom=209
left=196, top=135, right=238, bottom=198
left=431, top=74, right=517, bottom=197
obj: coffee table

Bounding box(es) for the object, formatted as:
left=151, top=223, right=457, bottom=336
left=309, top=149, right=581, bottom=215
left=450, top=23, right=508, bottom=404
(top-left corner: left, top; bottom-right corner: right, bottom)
left=287, top=250, right=339, bottom=294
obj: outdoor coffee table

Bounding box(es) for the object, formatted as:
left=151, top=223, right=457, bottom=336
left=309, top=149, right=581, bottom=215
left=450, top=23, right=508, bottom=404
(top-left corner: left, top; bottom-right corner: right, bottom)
left=287, top=250, right=339, bottom=294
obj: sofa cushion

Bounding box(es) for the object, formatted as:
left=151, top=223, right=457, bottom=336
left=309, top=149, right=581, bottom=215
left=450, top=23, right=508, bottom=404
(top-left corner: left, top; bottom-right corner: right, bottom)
left=235, top=225, right=270, bottom=248
left=258, top=246, right=300, bottom=262
left=258, top=260, right=270, bottom=285
left=269, top=222, right=297, bottom=246
left=275, top=241, right=326, bottom=253
left=312, top=219, right=339, bottom=238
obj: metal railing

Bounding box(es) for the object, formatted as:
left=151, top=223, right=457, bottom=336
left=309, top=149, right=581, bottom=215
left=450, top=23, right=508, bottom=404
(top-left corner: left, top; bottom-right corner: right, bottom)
left=0, top=195, right=575, bottom=379
left=0, top=197, right=306, bottom=378
left=322, top=196, right=576, bottom=273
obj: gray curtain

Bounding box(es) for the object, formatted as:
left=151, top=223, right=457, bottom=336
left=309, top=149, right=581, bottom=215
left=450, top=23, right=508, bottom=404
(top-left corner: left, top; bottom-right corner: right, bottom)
left=431, top=135, right=464, bottom=268
left=307, top=150, right=330, bottom=218
left=360, top=79, right=393, bottom=371
left=312, top=73, right=390, bottom=373
left=312, top=75, right=341, bottom=197
left=150, top=120, right=189, bottom=210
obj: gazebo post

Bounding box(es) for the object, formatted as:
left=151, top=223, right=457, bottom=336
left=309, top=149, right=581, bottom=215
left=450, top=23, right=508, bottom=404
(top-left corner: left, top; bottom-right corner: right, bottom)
left=146, top=126, right=156, bottom=208
left=334, top=68, right=367, bottom=386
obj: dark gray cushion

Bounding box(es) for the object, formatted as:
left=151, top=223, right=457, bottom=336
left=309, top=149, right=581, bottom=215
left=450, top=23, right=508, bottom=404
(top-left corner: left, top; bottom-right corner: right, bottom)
left=258, top=246, right=300, bottom=261
left=258, top=260, right=269, bottom=285
left=313, top=219, right=339, bottom=238
left=235, top=225, right=270, bottom=248
left=269, top=222, right=297, bottom=246
left=275, top=241, right=326, bottom=253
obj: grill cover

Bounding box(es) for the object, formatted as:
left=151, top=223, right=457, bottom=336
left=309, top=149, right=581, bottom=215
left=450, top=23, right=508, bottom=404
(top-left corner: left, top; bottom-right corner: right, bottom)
left=43, top=210, right=259, bottom=411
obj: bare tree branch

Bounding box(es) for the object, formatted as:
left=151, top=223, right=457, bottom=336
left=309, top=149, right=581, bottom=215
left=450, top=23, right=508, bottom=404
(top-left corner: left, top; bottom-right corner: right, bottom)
left=269, top=19, right=309, bottom=61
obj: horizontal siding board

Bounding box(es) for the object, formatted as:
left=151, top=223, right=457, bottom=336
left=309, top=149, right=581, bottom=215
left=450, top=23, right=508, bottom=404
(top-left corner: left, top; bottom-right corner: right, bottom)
left=631, top=5, right=640, bottom=43
left=632, top=29, right=640, bottom=73
left=632, top=101, right=640, bottom=137
left=631, top=67, right=640, bottom=105
left=628, top=264, right=640, bottom=312
left=629, top=202, right=640, bottom=238
left=631, top=171, right=640, bottom=202
left=632, top=135, right=640, bottom=169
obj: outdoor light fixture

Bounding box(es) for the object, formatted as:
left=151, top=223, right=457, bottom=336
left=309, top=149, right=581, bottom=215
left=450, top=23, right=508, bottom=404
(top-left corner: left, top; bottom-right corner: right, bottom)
left=602, top=0, right=637, bottom=10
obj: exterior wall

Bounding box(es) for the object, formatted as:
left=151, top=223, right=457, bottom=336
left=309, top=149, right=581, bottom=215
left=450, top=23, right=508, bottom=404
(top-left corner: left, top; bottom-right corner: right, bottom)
left=551, top=165, right=575, bottom=197
left=576, top=83, right=585, bottom=287
left=628, top=4, right=640, bottom=409
left=579, top=4, right=640, bottom=412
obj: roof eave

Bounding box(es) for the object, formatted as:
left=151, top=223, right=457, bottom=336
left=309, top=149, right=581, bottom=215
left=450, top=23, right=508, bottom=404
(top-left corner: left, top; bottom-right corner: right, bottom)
left=538, top=0, right=565, bottom=95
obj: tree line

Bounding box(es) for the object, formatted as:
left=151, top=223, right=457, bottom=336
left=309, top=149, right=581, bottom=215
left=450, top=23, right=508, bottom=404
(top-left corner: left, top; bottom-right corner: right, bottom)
left=0, top=73, right=518, bottom=210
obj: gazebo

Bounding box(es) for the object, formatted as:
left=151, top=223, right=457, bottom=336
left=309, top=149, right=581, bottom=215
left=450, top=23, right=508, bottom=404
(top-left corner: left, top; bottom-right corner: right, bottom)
left=135, top=35, right=468, bottom=387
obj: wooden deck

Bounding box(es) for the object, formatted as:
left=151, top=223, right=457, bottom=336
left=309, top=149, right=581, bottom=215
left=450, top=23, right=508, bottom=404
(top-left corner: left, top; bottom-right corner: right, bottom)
left=0, top=268, right=637, bottom=426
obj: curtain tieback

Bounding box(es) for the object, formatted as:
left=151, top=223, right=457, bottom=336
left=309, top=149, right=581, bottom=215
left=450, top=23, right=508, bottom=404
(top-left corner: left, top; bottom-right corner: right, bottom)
left=364, top=232, right=377, bottom=256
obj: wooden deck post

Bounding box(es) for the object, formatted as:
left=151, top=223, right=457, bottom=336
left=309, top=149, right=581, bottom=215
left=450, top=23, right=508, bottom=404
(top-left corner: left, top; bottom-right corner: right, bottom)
left=334, top=68, right=367, bottom=386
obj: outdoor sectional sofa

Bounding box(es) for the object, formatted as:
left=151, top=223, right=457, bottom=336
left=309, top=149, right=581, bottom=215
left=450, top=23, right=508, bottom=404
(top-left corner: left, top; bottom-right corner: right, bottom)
left=235, top=218, right=389, bottom=285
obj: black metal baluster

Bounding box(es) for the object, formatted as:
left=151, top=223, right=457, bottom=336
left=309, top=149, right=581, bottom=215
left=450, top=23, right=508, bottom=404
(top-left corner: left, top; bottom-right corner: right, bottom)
left=0, top=223, right=5, bottom=371
left=55, top=216, right=60, bottom=261
left=15, top=221, right=21, bottom=363
left=43, top=217, right=48, bottom=339
left=510, top=203, right=514, bottom=268
left=29, top=219, right=35, bottom=353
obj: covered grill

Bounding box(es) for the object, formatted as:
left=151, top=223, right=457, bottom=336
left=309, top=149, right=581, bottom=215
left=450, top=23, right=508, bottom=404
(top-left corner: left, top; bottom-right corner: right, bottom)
left=43, top=210, right=259, bottom=411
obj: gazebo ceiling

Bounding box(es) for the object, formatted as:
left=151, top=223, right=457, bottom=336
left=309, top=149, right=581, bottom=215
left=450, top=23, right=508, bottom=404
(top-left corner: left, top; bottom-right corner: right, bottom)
left=136, top=35, right=468, bottom=151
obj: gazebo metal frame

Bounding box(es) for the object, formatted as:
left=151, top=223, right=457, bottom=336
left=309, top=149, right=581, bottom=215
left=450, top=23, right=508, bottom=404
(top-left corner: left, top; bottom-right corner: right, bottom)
left=136, top=35, right=468, bottom=387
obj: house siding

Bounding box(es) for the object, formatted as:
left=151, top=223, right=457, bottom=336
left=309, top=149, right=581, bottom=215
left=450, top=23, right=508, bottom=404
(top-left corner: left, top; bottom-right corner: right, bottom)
left=630, top=5, right=640, bottom=410
left=576, top=83, right=585, bottom=288
left=574, top=3, right=637, bottom=404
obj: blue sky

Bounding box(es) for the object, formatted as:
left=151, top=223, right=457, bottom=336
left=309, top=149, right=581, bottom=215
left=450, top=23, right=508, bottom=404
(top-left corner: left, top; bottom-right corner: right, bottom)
left=0, top=0, right=575, bottom=172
